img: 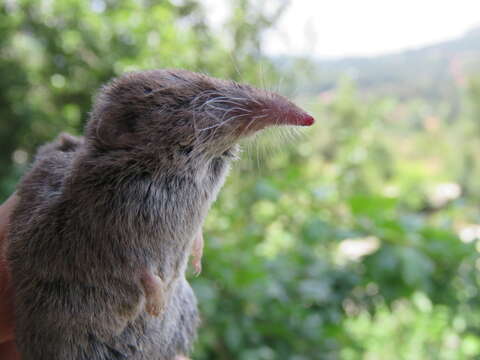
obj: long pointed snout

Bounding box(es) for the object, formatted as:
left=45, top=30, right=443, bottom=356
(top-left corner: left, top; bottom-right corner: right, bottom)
left=235, top=92, right=315, bottom=135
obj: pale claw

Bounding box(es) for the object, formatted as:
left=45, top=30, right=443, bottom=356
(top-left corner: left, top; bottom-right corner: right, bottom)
left=191, top=232, right=204, bottom=276
left=141, top=270, right=165, bottom=317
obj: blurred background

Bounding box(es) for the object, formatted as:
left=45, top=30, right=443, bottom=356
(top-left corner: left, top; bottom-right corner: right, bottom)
left=1, top=0, right=480, bottom=358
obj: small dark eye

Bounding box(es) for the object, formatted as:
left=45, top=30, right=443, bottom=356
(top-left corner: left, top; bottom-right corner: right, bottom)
left=179, top=145, right=193, bottom=155
left=143, top=87, right=153, bottom=94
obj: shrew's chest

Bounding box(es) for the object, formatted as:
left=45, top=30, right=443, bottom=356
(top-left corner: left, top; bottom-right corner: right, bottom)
left=126, top=163, right=228, bottom=232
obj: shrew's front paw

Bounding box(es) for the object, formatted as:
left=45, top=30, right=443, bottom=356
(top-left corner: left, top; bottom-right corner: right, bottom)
left=141, top=270, right=165, bottom=317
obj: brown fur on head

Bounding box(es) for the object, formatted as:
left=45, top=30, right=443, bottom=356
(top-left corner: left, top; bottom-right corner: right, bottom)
left=86, top=69, right=313, bottom=162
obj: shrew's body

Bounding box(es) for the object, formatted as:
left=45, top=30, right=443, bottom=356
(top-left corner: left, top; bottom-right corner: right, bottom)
left=6, top=69, right=314, bottom=360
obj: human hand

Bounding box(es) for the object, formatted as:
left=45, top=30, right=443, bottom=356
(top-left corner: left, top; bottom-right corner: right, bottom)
left=0, top=193, right=21, bottom=359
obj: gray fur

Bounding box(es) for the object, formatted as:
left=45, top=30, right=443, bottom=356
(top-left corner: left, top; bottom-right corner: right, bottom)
left=6, top=69, right=311, bottom=360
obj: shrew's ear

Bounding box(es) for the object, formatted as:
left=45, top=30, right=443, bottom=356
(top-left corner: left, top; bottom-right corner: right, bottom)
left=86, top=74, right=157, bottom=150
left=93, top=102, right=138, bottom=149
left=87, top=83, right=148, bottom=150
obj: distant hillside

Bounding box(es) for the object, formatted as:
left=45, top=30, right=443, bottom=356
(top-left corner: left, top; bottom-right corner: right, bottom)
left=279, top=26, right=480, bottom=104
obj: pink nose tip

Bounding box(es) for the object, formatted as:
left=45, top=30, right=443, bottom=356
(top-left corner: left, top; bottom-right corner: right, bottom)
left=299, top=114, right=315, bottom=126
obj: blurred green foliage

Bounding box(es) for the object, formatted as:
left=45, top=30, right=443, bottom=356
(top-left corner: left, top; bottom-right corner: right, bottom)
left=2, top=1, right=480, bottom=359
left=195, top=78, right=480, bottom=359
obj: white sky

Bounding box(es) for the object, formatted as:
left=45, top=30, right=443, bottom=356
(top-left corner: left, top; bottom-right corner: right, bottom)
left=264, top=0, right=480, bottom=58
